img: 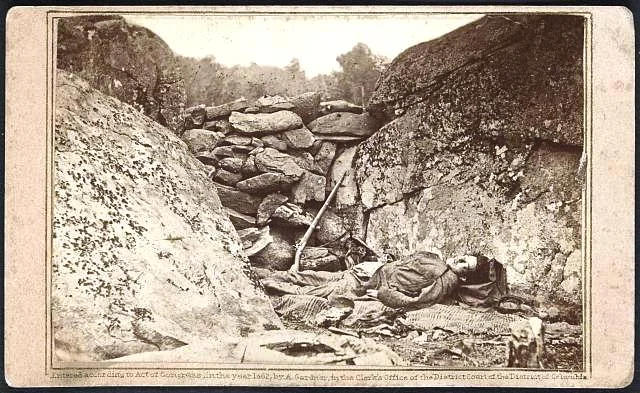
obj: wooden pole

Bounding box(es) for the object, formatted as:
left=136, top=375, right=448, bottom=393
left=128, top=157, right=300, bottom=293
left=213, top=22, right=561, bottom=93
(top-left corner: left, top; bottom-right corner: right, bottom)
left=289, top=171, right=347, bottom=272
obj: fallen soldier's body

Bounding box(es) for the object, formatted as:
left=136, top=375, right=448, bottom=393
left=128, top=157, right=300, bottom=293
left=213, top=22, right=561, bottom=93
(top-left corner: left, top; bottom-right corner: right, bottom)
left=261, top=251, right=506, bottom=311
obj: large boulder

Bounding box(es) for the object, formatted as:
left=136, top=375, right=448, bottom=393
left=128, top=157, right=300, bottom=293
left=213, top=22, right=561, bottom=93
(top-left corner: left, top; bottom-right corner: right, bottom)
left=368, top=15, right=583, bottom=146
left=53, top=70, right=281, bottom=361
left=328, top=145, right=359, bottom=206
left=356, top=15, right=584, bottom=305
left=56, top=16, right=186, bottom=132
left=315, top=210, right=348, bottom=244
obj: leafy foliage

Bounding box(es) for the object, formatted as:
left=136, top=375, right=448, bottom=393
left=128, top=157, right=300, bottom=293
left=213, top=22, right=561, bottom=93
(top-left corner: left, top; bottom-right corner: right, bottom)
left=335, top=43, right=388, bottom=106
left=178, top=44, right=388, bottom=107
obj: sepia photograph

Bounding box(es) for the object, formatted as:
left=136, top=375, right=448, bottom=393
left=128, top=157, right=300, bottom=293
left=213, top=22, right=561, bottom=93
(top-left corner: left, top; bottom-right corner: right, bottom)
left=4, top=6, right=635, bottom=388
left=51, top=9, right=585, bottom=368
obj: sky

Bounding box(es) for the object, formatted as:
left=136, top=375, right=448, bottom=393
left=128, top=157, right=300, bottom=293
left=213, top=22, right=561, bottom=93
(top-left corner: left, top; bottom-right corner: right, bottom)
left=123, top=13, right=483, bottom=77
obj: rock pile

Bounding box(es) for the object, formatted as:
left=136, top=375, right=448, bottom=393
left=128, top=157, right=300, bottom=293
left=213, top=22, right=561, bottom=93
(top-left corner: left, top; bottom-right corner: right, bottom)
left=179, top=95, right=376, bottom=271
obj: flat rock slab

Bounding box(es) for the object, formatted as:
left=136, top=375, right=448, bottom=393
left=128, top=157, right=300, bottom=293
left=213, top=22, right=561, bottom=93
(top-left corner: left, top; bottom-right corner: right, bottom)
left=308, top=112, right=377, bottom=137
left=232, top=145, right=256, bottom=154
left=203, top=120, right=233, bottom=134
left=230, top=110, right=303, bottom=135
left=195, top=152, right=218, bottom=166
left=225, top=207, right=257, bottom=229
left=260, top=135, right=288, bottom=151
left=211, top=145, right=236, bottom=158
left=313, top=135, right=365, bottom=143
left=256, top=193, right=289, bottom=225
left=212, top=168, right=243, bottom=186
left=254, top=147, right=305, bottom=179
left=256, top=95, right=296, bottom=113
left=300, top=247, right=340, bottom=271
left=205, top=98, right=249, bottom=120
left=222, top=134, right=253, bottom=146
left=320, top=99, right=363, bottom=115
left=237, top=226, right=273, bottom=256
left=272, top=203, right=314, bottom=227
left=213, top=182, right=262, bottom=216
left=236, top=172, right=299, bottom=195
left=184, top=106, right=206, bottom=127
left=281, top=127, right=315, bottom=149
left=289, top=151, right=323, bottom=175
left=218, top=157, right=245, bottom=173
left=181, top=129, right=224, bottom=154
left=292, top=171, right=327, bottom=204
left=256, top=95, right=291, bottom=107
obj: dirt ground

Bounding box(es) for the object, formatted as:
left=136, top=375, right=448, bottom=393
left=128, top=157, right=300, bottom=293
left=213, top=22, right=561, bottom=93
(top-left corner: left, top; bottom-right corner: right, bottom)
left=281, top=314, right=584, bottom=370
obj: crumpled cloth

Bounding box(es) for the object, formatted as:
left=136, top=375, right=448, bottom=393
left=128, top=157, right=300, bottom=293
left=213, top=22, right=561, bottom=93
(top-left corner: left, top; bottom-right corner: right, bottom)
left=405, top=303, right=524, bottom=335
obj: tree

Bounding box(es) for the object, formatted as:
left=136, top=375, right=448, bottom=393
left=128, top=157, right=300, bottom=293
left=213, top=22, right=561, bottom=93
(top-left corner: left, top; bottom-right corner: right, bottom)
left=283, top=58, right=308, bottom=96
left=285, top=58, right=302, bottom=75
left=178, top=55, right=227, bottom=106
left=335, top=43, right=388, bottom=106
left=308, top=72, right=342, bottom=101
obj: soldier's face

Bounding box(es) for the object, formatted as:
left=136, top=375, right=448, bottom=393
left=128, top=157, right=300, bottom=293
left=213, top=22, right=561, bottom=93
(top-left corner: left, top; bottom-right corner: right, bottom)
left=446, top=255, right=478, bottom=275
